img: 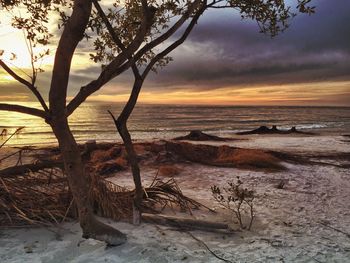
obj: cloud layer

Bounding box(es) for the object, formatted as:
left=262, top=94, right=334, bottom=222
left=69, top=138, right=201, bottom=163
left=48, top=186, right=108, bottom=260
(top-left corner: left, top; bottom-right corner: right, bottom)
left=1, top=0, right=349, bottom=105
left=142, top=0, right=350, bottom=90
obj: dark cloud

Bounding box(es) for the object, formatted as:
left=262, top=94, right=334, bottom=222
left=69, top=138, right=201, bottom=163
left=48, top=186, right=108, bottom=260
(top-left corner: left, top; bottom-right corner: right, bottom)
left=45, top=0, right=350, bottom=99
left=68, top=65, right=135, bottom=95
left=141, top=0, right=350, bottom=91
left=0, top=81, right=35, bottom=100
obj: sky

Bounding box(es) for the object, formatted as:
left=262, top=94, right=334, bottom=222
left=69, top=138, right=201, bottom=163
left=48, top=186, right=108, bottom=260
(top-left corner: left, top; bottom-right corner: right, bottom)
left=0, top=0, right=350, bottom=106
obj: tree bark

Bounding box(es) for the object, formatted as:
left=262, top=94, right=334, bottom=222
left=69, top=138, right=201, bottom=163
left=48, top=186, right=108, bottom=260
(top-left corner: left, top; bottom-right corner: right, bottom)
left=99, top=64, right=143, bottom=225
left=109, top=108, right=143, bottom=225
left=48, top=0, right=126, bottom=245
left=105, top=2, right=206, bottom=225
left=51, top=116, right=126, bottom=245
left=118, top=122, right=142, bottom=224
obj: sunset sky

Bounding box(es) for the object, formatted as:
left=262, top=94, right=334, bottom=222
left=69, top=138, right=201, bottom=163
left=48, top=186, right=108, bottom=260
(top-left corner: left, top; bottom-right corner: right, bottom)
left=0, top=0, right=349, bottom=106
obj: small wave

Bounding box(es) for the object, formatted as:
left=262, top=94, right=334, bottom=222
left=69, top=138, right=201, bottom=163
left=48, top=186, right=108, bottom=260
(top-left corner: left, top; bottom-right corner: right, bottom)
left=296, top=124, right=328, bottom=130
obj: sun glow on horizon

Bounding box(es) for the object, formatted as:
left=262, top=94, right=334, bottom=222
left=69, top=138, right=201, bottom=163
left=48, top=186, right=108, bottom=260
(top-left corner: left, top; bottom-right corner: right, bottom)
left=87, top=81, right=350, bottom=106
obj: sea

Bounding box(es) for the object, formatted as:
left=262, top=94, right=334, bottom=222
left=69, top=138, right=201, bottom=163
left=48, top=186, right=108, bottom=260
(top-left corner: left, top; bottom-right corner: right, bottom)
left=0, top=102, right=349, bottom=146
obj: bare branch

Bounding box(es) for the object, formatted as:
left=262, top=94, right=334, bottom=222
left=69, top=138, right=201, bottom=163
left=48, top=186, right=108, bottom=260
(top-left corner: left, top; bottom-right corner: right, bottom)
left=22, top=31, right=37, bottom=86
left=206, top=0, right=227, bottom=8
left=0, top=59, right=49, bottom=112
left=0, top=59, right=32, bottom=87
left=0, top=103, right=48, bottom=119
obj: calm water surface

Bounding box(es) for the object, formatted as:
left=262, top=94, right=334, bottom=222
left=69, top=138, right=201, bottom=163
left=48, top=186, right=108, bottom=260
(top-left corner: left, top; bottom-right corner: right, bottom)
left=0, top=102, right=349, bottom=146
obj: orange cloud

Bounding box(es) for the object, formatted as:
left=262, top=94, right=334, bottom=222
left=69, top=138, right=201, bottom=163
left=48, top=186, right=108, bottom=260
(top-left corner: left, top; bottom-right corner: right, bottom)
left=88, top=81, right=350, bottom=106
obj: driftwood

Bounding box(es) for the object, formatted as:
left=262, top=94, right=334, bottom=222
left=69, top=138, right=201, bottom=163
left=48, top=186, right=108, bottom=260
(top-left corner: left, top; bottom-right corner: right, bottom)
left=142, top=213, right=229, bottom=231
left=236, top=125, right=316, bottom=135
left=0, top=161, right=63, bottom=178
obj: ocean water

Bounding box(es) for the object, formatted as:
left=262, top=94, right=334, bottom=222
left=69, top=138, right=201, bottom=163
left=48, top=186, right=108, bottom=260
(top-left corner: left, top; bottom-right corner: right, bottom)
left=0, top=102, right=349, bottom=146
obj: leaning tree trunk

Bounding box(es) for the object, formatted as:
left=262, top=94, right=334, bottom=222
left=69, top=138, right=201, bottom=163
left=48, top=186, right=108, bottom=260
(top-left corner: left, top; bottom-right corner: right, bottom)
left=117, top=121, right=142, bottom=225
left=47, top=1, right=127, bottom=244
left=51, top=116, right=127, bottom=245
left=109, top=74, right=144, bottom=225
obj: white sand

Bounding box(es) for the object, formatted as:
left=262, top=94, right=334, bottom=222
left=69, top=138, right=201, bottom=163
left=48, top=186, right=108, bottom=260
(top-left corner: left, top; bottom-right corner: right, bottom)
left=1, top=135, right=350, bottom=262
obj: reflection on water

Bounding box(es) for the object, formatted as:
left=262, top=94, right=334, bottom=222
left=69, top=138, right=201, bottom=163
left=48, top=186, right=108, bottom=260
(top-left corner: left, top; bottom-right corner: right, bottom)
left=1, top=101, right=349, bottom=146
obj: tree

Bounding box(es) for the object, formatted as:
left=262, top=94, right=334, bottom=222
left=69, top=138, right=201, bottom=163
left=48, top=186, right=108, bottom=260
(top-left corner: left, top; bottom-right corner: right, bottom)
left=0, top=0, right=314, bottom=245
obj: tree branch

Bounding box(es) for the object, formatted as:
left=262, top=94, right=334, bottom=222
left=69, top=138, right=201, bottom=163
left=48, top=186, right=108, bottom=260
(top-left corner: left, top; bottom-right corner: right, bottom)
left=66, top=0, right=201, bottom=116
left=115, top=1, right=206, bottom=122
left=0, top=103, right=48, bottom=119
left=67, top=2, right=155, bottom=115
left=134, top=0, right=201, bottom=65
left=92, top=0, right=143, bottom=118
left=49, top=0, right=93, bottom=117
left=0, top=59, right=49, bottom=112
left=142, top=2, right=206, bottom=79
left=206, top=0, right=226, bottom=8
left=115, top=1, right=206, bottom=125
left=91, top=0, right=125, bottom=50
left=92, top=0, right=142, bottom=76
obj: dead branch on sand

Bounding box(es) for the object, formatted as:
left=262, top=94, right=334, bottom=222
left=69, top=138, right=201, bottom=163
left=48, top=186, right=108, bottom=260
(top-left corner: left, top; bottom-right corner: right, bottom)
left=318, top=221, right=350, bottom=239
left=142, top=213, right=229, bottom=231
left=185, top=231, right=233, bottom=263
left=1, top=163, right=210, bottom=227
left=0, top=169, right=72, bottom=227
left=0, top=161, right=63, bottom=178
left=143, top=176, right=213, bottom=214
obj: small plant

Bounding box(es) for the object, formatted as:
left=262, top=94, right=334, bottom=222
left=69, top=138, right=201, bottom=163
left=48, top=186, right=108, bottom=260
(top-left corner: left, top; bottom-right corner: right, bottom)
left=211, top=177, right=255, bottom=230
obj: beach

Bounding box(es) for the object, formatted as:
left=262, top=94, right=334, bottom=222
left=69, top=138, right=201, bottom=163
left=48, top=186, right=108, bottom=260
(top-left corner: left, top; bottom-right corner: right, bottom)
left=1, top=132, right=349, bottom=262
left=1, top=0, right=349, bottom=261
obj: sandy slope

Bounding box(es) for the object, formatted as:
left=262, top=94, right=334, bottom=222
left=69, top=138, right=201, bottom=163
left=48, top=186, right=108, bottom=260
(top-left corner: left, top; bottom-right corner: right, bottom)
left=1, top=135, right=350, bottom=263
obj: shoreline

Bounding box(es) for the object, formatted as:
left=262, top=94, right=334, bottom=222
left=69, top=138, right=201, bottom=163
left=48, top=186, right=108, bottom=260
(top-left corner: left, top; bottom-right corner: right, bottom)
left=1, top=130, right=349, bottom=148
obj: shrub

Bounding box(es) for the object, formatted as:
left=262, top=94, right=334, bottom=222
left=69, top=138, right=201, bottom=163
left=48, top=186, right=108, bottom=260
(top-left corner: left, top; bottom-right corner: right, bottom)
left=211, top=177, right=255, bottom=230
